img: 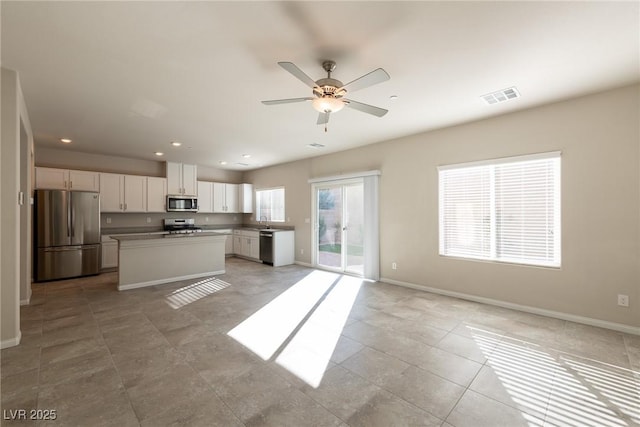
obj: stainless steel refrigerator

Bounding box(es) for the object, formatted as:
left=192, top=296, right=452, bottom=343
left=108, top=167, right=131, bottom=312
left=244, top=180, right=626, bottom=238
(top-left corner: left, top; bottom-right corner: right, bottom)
left=34, top=190, right=101, bottom=281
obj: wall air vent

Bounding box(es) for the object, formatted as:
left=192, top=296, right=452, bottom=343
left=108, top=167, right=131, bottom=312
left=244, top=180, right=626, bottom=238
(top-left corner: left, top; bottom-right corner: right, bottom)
left=481, top=87, right=520, bottom=105
left=307, top=143, right=325, bottom=149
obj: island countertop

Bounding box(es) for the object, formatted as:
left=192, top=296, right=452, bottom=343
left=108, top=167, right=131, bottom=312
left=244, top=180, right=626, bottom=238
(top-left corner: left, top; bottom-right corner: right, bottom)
left=111, top=230, right=231, bottom=242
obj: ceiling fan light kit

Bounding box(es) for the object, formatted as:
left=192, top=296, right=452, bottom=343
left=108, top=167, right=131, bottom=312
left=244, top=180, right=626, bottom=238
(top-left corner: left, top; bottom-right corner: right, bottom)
left=262, top=60, right=390, bottom=132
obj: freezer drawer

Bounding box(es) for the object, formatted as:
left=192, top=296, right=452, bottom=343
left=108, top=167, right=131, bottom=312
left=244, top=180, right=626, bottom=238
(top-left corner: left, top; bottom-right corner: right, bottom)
left=36, top=244, right=100, bottom=282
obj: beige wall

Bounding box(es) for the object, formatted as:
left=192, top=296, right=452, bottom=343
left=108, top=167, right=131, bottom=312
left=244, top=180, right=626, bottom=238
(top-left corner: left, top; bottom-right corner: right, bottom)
left=1, top=68, right=33, bottom=348
left=35, top=147, right=166, bottom=177
left=245, top=84, right=640, bottom=328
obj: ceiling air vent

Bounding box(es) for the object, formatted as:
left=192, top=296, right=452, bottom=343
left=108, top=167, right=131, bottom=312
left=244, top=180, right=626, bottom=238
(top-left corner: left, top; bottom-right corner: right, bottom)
left=307, top=143, right=325, bottom=149
left=481, top=87, right=520, bottom=105
left=235, top=162, right=250, bottom=167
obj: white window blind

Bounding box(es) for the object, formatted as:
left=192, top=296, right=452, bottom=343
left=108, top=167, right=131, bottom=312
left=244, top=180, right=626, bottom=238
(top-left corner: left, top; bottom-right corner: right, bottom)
left=256, top=187, right=285, bottom=222
left=439, top=152, right=561, bottom=267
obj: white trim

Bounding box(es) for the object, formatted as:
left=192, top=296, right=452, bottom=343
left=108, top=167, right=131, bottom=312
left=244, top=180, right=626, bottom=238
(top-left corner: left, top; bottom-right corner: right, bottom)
left=0, top=331, right=21, bottom=349
left=118, top=270, right=225, bottom=291
left=308, top=170, right=381, bottom=184
left=294, top=261, right=313, bottom=268
left=20, top=297, right=30, bottom=306
left=380, top=277, right=640, bottom=336
left=438, top=150, right=561, bottom=171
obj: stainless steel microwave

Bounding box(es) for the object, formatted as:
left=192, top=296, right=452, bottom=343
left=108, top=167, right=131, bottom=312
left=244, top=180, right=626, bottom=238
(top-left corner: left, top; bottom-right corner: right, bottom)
left=166, top=196, right=198, bottom=212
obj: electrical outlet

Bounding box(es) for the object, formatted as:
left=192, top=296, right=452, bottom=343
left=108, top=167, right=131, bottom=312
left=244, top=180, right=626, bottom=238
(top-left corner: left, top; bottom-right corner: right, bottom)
left=392, top=262, right=397, bottom=270
left=205, top=217, right=209, bottom=222
left=146, top=217, right=151, bottom=223
left=300, top=249, right=304, bottom=255
left=618, top=294, right=629, bottom=307
left=106, top=217, right=111, bottom=224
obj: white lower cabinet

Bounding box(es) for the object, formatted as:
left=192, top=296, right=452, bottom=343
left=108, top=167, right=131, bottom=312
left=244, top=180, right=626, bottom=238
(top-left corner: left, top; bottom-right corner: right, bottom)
left=233, top=229, right=260, bottom=261
left=101, top=236, right=118, bottom=269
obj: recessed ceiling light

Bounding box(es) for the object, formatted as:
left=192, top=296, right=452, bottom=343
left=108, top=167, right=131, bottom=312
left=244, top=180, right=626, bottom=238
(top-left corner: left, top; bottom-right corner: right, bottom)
left=154, top=152, right=164, bottom=156
left=242, top=154, right=251, bottom=158
left=307, top=143, right=325, bottom=149
left=170, top=141, right=182, bottom=147
left=219, top=161, right=227, bottom=165
left=60, top=138, right=72, bottom=144
left=481, top=87, right=520, bottom=105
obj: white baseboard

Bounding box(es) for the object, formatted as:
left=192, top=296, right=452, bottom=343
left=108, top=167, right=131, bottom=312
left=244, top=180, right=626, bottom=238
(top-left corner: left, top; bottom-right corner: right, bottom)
left=380, top=277, right=640, bottom=336
left=20, top=288, right=32, bottom=306
left=0, top=331, right=22, bottom=349
left=118, top=270, right=225, bottom=291
left=294, top=261, right=313, bottom=268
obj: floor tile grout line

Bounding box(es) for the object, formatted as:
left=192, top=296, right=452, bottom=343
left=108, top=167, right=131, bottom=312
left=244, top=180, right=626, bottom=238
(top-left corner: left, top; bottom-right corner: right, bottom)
left=333, top=346, right=447, bottom=424
left=83, top=280, right=142, bottom=426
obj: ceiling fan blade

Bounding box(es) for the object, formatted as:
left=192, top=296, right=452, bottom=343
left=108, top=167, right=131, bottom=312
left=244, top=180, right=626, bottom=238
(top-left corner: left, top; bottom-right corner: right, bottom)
left=316, top=111, right=330, bottom=125
left=339, top=68, right=390, bottom=93
left=278, top=62, right=319, bottom=89
left=262, top=97, right=314, bottom=105
left=344, top=99, right=388, bottom=117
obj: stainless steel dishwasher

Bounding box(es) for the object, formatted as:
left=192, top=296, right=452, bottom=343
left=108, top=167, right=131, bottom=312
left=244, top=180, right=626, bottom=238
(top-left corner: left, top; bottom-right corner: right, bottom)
left=259, top=230, right=274, bottom=264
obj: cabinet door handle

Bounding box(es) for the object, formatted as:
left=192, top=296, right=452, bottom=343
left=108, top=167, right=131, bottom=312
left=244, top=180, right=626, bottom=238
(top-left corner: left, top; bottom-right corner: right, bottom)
left=64, top=181, right=67, bottom=189
left=70, top=181, right=73, bottom=189
left=124, top=203, right=128, bottom=211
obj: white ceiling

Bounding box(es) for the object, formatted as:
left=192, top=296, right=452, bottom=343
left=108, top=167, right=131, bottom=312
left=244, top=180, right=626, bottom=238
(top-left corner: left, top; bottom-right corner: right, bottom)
left=2, top=1, right=639, bottom=170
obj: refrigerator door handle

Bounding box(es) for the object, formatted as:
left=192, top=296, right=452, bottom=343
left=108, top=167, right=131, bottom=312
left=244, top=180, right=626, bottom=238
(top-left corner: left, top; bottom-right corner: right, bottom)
left=69, top=196, right=74, bottom=237
left=67, top=198, right=72, bottom=237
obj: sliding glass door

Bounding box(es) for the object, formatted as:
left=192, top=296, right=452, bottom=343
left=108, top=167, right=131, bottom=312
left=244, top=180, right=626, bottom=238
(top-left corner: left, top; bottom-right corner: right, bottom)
left=315, top=182, right=364, bottom=275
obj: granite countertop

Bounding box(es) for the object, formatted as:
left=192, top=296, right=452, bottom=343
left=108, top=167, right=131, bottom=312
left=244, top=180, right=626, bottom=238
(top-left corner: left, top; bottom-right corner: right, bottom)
left=111, top=230, right=231, bottom=241
left=102, top=224, right=293, bottom=236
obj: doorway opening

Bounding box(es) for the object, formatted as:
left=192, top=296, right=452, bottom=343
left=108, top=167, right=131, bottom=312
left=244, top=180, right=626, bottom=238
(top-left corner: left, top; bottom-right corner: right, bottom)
left=313, top=180, right=364, bottom=276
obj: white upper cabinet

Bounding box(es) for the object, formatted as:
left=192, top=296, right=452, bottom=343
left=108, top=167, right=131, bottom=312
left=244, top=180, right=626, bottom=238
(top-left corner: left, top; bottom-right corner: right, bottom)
left=35, top=167, right=99, bottom=191
left=147, top=177, right=167, bottom=212
left=197, top=181, right=213, bottom=213
left=166, top=162, right=197, bottom=196
left=239, top=183, right=253, bottom=213
left=213, top=182, right=238, bottom=213
left=123, top=175, right=147, bottom=212
left=99, top=173, right=146, bottom=212
left=100, top=173, right=123, bottom=212
left=68, top=170, right=100, bottom=191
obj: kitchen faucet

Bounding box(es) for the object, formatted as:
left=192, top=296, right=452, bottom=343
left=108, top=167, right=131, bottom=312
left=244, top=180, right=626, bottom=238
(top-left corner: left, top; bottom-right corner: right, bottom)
left=259, top=215, right=269, bottom=228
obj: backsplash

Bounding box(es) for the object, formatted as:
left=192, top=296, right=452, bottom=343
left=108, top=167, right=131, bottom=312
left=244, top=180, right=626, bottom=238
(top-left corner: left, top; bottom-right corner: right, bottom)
left=101, top=212, right=243, bottom=230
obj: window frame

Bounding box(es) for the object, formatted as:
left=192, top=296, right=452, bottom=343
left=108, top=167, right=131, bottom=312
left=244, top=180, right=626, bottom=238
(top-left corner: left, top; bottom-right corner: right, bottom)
left=438, top=151, right=561, bottom=268
left=255, top=186, right=285, bottom=223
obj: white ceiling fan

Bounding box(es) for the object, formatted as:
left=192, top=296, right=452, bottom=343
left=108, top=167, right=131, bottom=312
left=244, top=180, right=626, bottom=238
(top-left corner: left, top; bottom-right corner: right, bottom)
left=262, top=60, right=390, bottom=131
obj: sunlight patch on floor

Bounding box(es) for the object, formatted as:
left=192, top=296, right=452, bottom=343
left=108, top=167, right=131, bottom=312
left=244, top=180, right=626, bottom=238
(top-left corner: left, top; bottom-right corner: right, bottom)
left=227, top=270, right=340, bottom=360
left=469, top=326, right=639, bottom=427
left=165, top=277, right=231, bottom=309
left=275, top=275, right=364, bottom=387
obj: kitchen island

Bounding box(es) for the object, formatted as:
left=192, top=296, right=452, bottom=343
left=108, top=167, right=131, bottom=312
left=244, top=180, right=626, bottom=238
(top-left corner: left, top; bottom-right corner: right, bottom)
left=112, top=231, right=228, bottom=291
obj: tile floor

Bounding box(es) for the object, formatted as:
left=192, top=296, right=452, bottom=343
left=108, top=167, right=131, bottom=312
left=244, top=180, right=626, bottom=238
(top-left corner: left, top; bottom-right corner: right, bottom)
left=1, top=258, right=639, bottom=426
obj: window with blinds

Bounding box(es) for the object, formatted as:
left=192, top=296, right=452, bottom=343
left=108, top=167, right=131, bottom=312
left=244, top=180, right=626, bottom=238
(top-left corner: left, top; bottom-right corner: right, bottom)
left=438, top=152, right=561, bottom=267
left=256, top=187, right=285, bottom=222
